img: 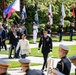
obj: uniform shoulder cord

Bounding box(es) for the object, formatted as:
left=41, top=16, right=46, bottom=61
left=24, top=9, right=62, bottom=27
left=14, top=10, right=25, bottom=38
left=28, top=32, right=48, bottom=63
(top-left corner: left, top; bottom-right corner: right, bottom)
left=61, top=61, right=64, bottom=72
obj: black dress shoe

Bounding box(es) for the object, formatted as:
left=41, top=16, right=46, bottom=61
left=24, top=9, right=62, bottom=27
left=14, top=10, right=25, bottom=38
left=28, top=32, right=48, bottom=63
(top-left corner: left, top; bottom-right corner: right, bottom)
left=41, top=69, right=44, bottom=72
left=9, top=57, right=13, bottom=59
left=44, top=69, right=47, bottom=71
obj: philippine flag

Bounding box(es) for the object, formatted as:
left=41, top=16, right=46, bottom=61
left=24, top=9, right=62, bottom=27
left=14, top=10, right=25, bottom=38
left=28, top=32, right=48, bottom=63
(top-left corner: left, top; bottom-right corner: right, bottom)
left=4, top=0, right=20, bottom=19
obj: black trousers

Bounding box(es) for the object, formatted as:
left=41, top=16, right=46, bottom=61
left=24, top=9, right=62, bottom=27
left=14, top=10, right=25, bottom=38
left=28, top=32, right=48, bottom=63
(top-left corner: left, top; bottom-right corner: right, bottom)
left=9, top=43, right=17, bottom=58
left=59, top=33, right=62, bottom=42
left=2, top=41, right=7, bottom=50
left=42, top=53, right=48, bottom=70
left=70, top=32, right=73, bottom=41
left=21, top=54, right=26, bottom=58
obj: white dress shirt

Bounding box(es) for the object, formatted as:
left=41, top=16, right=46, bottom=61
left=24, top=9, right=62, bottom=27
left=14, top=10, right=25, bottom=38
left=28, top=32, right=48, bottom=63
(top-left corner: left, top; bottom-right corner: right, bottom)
left=16, top=39, right=31, bottom=55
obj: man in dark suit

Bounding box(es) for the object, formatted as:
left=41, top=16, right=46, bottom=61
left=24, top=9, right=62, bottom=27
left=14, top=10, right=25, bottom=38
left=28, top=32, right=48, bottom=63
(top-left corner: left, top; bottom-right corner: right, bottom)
left=1, top=28, right=7, bottom=50
left=19, top=59, right=44, bottom=75
left=0, top=25, right=3, bottom=50
left=70, top=22, right=74, bottom=41
left=8, top=26, right=18, bottom=58
left=38, top=29, right=52, bottom=71
left=56, top=44, right=71, bottom=75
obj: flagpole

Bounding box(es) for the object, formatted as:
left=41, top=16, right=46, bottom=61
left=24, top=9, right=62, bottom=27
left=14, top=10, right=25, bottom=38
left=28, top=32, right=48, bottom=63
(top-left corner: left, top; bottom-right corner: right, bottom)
left=72, top=1, right=76, bottom=26
left=2, top=0, right=7, bottom=22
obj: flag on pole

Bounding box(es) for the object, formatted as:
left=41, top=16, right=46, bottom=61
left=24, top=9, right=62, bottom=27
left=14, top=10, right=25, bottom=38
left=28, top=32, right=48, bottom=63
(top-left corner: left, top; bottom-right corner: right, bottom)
left=2, top=0, right=6, bottom=21
left=72, top=4, right=75, bottom=18
left=21, top=0, right=27, bottom=25
left=4, top=0, right=20, bottom=19
left=60, top=3, right=66, bottom=26
left=48, top=3, right=53, bottom=25
left=61, top=3, right=66, bottom=18
left=34, top=3, right=39, bottom=25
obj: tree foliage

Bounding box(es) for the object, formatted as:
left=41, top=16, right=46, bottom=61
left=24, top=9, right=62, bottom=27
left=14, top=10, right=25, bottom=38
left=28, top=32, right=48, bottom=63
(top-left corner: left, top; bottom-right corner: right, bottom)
left=0, top=0, right=76, bottom=33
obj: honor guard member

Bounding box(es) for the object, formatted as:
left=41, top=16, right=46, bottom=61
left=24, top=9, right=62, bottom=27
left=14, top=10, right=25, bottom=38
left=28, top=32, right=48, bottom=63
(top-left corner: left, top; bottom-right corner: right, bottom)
left=69, top=56, right=76, bottom=75
left=70, top=22, right=74, bottom=41
left=0, top=59, right=10, bottom=75
left=56, top=44, right=71, bottom=75
left=19, top=59, right=44, bottom=75
left=58, top=22, right=63, bottom=42
left=38, top=29, right=52, bottom=71
left=33, top=21, right=38, bottom=44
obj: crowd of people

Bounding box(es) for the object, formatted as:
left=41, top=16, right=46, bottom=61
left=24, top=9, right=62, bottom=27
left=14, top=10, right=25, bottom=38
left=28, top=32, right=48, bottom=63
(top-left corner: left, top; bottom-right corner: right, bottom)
left=0, top=22, right=28, bottom=58
left=0, top=20, right=76, bottom=75
left=0, top=48, right=76, bottom=75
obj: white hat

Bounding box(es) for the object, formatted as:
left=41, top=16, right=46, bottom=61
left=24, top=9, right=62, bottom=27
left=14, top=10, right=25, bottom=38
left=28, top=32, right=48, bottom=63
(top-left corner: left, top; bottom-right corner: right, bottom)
left=59, top=44, right=69, bottom=52
left=19, top=59, right=30, bottom=63
left=19, top=59, right=30, bottom=66
left=52, top=69, right=65, bottom=75
left=0, top=59, right=10, bottom=69
left=69, top=56, right=76, bottom=60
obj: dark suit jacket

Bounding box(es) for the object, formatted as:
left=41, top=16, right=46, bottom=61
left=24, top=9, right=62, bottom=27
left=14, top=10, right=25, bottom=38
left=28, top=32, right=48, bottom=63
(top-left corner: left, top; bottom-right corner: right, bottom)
left=8, top=30, right=18, bottom=44
left=2, top=30, right=6, bottom=40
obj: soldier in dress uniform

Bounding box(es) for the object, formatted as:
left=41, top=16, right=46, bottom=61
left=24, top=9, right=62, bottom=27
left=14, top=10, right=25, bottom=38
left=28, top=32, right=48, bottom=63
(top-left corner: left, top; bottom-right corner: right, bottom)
left=58, top=22, right=63, bottom=42
left=70, top=22, right=74, bottom=41
left=0, top=59, right=10, bottom=75
left=33, top=21, right=38, bottom=44
left=19, top=59, right=44, bottom=75
left=38, top=29, right=52, bottom=71
left=56, top=44, right=71, bottom=75
left=69, top=56, right=76, bottom=75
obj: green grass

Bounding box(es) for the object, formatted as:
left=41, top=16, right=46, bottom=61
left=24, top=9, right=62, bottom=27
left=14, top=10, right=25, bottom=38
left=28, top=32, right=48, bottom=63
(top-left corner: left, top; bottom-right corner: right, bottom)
left=70, top=73, right=75, bottom=75
left=5, top=40, right=9, bottom=44
left=29, top=45, right=76, bottom=57
left=6, top=36, right=76, bottom=44
left=0, top=45, right=76, bottom=58
left=9, top=61, right=42, bottom=68
left=28, top=36, right=76, bottom=43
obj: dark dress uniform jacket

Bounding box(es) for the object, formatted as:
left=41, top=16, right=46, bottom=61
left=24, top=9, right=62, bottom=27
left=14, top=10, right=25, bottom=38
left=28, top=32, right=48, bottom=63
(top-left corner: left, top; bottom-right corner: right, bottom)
left=0, top=72, right=10, bottom=75
left=26, top=69, right=44, bottom=75
left=58, top=25, right=63, bottom=34
left=39, top=36, right=52, bottom=54
left=56, top=56, right=71, bottom=75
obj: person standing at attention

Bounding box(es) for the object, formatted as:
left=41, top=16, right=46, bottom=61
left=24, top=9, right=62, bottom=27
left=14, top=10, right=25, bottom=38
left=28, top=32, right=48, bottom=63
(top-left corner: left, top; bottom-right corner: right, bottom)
left=55, top=44, right=71, bottom=75
left=33, top=21, right=38, bottom=44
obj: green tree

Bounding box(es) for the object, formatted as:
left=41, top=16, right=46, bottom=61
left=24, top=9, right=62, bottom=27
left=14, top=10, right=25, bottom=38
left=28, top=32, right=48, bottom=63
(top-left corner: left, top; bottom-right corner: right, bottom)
left=0, top=0, right=76, bottom=33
